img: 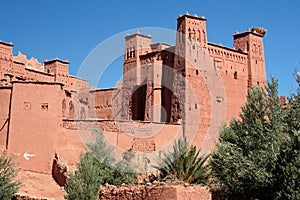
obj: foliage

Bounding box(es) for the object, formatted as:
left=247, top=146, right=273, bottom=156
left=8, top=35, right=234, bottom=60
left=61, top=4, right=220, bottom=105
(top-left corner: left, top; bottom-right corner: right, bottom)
left=0, top=151, right=20, bottom=200
left=274, top=71, right=300, bottom=200
left=211, top=77, right=287, bottom=199
left=64, top=153, right=102, bottom=200
left=155, top=137, right=210, bottom=185
left=64, top=128, right=136, bottom=200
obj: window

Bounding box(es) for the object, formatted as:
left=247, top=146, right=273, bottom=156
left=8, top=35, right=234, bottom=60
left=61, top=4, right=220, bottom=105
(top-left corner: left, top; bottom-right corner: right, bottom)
left=80, top=107, right=86, bottom=119
left=234, top=71, right=238, bottom=79
left=41, top=103, right=48, bottom=111
left=196, top=70, right=199, bottom=75
left=62, top=99, right=66, bottom=110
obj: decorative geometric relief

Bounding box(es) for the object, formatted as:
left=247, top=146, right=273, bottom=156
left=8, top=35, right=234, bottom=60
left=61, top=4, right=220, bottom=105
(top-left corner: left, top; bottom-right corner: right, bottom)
left=41, top=103, right=48, bottom=111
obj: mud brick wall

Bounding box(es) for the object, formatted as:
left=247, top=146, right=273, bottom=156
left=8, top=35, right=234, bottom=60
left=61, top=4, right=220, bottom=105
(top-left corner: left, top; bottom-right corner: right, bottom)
left=99, top=184, right=211, bottom=200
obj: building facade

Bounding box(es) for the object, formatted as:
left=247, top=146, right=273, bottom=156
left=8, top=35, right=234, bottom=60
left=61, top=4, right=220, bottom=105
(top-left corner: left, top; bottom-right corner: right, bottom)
left=0, top=13, right=267, bottom=174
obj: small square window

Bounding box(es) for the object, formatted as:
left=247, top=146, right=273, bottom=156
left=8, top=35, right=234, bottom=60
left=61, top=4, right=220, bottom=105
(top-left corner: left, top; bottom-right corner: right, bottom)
left=41, top=103, right=48, bottom=111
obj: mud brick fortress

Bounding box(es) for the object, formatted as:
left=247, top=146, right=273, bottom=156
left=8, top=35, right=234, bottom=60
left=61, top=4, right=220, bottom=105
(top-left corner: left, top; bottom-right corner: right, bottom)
left=0, top=13, right=266, bottom=175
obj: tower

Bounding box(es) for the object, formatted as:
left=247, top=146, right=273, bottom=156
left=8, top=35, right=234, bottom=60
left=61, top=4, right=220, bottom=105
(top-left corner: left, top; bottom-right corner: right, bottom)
left=121, top=32, right=152, bottom=121
left=176, top=13, right=208, bottom=50
left=172, top=13, right=214, bottom=146
left=233, top=27, right=267, bottom=88
left=44, top=59, right=69, bottom=87
left=123, top=31, right=151, bottom=87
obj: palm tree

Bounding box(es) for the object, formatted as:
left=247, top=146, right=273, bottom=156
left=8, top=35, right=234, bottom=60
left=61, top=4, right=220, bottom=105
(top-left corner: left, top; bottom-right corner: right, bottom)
left=155, top=137, right=210, bottom=185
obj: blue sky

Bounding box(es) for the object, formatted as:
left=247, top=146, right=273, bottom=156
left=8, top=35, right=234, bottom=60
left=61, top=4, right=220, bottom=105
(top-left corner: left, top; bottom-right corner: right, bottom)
left=0, top=0, right=299, bottom=96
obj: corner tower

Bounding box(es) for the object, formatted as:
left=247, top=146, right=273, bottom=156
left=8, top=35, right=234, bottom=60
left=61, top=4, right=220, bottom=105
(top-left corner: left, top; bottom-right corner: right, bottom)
left=44, top=59, right=69, bottom=86
left=120, top=32, right=152, bottom=121
left=123, top=31, right=151, bottom=87
left=172, top=13, right=217, bottom=148
left=233, top=27, right=267, bottom=88
left=176, top=13, right=207, bottom=49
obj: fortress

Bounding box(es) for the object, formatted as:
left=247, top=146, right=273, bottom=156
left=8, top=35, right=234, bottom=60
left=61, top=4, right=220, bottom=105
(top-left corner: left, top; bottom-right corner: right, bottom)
left=0, top=13, right=266, bottom=177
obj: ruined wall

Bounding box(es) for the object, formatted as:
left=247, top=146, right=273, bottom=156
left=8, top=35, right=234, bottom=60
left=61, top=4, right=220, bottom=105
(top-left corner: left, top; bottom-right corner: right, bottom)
left=0, top=86, right=11, bottom=150
left=99, top=184, right=211, bottom=200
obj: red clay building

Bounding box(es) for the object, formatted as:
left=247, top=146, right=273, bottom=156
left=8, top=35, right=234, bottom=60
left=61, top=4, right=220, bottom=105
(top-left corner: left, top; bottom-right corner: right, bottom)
left=0, top=13, right=266, bottom=178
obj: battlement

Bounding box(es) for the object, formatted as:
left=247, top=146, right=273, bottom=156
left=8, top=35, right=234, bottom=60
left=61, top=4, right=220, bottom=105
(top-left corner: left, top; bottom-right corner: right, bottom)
left=125, top=31, right=151, bottom=40
left=234, top=27, right=267, bottom=38
left=0, top=40, right=13, bottom=47
left=177, top=12, right=206, bottom=21
left=44, top=58, right=69, bottom=65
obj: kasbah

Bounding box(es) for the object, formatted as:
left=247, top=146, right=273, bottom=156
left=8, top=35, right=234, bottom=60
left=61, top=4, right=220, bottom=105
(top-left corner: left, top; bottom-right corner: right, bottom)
left=0, top=12, right=267, bottom=197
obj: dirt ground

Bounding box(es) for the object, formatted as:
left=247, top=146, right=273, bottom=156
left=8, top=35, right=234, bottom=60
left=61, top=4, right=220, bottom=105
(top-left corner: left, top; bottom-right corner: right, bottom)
left=16, top=170, right=65, bottom=200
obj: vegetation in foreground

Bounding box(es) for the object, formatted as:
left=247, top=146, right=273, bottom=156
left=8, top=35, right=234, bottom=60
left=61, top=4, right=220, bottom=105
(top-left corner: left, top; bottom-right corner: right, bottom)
left=154, top=137, right=210, bottom=185
left=0, top=151, right=20, bottom=200
left=211, top=74, right=300, bottom=200
left=65, top=73, right=300, bottom=199
left=64, top=128, right=136, bottom=200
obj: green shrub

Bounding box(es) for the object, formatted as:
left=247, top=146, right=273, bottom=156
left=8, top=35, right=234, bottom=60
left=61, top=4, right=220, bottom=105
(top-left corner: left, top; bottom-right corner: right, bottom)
left=64, top=129, right=136, bottom=200
left=0, top=151, right=20, bottom=200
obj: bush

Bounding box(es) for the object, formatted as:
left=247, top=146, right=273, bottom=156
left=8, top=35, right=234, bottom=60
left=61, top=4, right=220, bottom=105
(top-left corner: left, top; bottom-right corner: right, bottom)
left=64, top=129, right=136, bottom=200
left=274, top=71, right=300, bottom=200
left=0, top=151, right=20, bottom=200
left=155, top=137, right=210, bottom=185
left=211, top=76, right=300, bottom=199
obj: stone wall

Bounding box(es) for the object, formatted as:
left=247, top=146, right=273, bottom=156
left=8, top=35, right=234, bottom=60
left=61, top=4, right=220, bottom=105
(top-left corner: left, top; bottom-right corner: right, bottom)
left=99, top=184, right=211, bottom=200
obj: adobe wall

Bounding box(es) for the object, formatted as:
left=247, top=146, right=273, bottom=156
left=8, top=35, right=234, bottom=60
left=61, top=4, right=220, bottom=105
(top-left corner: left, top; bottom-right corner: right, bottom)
left=207, top=44, right=249, bottom=122
left=161, top=49, right=175, bottom=122
left=23, top=68, right=54, bottom=82
left=63, top=119, right=182, bottom=154
left=54, top=128, right=87, bottom=172
left=89, top=89, right=117, bottom=120
left=7, top=82, right=64, bottom=173
left=0, top=41, right=13, bottom=85
left=99, top=184, right=211, bottom=200
left=0, top=86, right=11, bottom=150
left=69, top=75, right=89, bottom=91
